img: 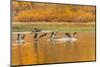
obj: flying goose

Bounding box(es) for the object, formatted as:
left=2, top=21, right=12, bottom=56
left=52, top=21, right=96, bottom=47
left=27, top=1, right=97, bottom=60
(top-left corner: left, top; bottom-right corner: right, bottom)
left=48, top=32, right=77, bottom=42
left=32, top=28, right=47, bottom=40
left=50, top=32, right=56, bottom=40
left=56, top=32, right=77, bottom=42
left=16, top=33, right=25, bottom=44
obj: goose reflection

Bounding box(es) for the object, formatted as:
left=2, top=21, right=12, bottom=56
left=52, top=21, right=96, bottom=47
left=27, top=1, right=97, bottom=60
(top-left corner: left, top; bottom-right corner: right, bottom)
left=33, top=39, right=40, bottom=63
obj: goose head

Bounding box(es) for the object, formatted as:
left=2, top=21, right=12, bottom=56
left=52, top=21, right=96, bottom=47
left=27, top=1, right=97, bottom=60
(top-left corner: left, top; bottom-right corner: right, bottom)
left=32, top=28, right=42, bottom=32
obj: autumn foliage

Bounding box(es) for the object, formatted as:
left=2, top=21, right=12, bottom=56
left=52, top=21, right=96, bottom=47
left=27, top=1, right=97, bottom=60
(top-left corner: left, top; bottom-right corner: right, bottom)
left=12, top=0, right=96, bottom=22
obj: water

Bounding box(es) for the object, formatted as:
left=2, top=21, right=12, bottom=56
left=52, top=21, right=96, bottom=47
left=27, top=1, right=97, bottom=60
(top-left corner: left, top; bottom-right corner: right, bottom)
left=12, top=32, right=95, bottom=66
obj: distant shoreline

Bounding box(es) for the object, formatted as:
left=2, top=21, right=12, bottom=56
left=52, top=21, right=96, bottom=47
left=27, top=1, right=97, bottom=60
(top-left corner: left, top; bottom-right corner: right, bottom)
left=12, top=22, right=95, bottom=25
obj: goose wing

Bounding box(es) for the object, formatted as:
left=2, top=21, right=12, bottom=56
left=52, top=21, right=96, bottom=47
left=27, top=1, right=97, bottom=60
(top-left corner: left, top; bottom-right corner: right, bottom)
left=34, top=34, right=38, bottom=38
left=40, top=33, right=47, bottom=38
left=73, top=32, right=77, bottom=36
left=21, top=34, right=25, bottom=39
left=65, top=33, right=71, bottom=37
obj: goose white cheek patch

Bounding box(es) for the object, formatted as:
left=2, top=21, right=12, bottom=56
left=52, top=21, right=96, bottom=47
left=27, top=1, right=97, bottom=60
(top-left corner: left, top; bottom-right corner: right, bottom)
left=17, top=0, right=96, bottom=5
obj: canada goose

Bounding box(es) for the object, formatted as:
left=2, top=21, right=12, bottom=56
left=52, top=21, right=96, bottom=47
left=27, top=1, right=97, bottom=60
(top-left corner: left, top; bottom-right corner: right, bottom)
left=56, top=32, right=77, bottom=42
left=32, top=28, right=47, bottom=40
left=48, top=32, right=77, bottom=42
left=32, top=28, right=42, bottom=32
left=16, top=33, right=25, bottom=44
left=50, top=32, right=56, bottom=40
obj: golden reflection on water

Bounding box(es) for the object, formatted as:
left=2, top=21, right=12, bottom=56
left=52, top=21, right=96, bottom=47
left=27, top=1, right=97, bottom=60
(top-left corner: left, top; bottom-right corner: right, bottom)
left=12, top=32, right=95, bottom=66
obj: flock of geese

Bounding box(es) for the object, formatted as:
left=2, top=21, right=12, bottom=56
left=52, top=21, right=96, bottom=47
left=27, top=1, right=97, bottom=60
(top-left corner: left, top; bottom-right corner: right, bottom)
left=16, top=28, right=77, bottom=44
